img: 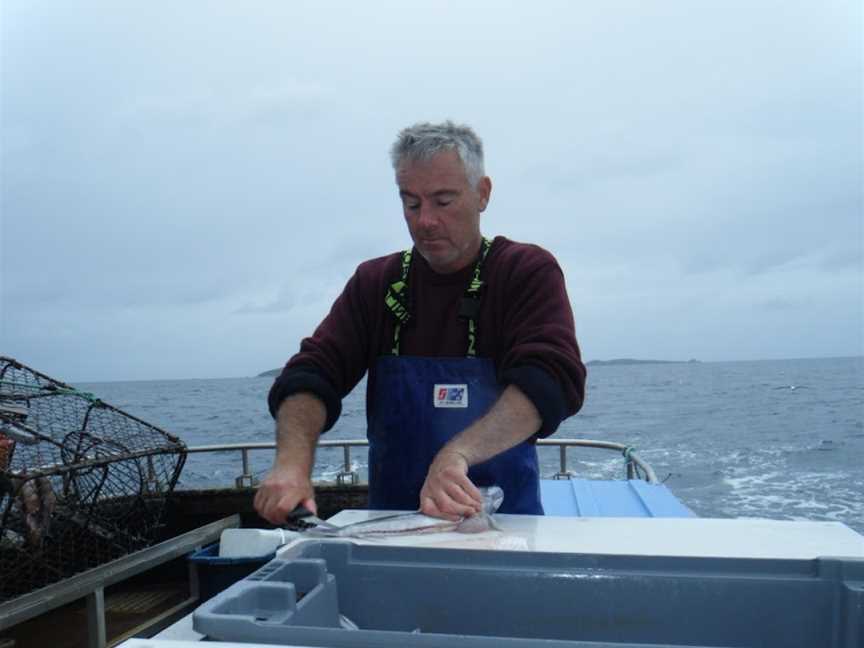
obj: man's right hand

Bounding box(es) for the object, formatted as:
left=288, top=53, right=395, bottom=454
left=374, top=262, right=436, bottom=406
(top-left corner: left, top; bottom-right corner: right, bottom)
left=253, top=466, right=317, bottom=525
left=256, top=392, right=327, bottom=524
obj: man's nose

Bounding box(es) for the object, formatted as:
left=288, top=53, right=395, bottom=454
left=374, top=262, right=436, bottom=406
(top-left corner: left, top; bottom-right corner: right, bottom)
left=416, top=204, right=438, bottom=230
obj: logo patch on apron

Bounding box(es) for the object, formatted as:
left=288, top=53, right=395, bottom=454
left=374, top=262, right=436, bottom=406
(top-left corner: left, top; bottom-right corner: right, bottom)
left=433, top=384, right=468, bottom=408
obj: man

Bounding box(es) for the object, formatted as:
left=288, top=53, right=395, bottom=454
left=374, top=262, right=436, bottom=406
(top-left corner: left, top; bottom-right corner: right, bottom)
left=255, top=121, right=585, bottom=524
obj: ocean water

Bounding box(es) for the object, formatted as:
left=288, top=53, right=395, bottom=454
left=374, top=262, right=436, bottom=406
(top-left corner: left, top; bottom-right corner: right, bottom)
left=78, top=356, right=864, bottom=534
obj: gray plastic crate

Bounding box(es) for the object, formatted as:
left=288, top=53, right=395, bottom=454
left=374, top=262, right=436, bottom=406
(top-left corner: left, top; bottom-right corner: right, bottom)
left=194, top=541, right=864, bottom=647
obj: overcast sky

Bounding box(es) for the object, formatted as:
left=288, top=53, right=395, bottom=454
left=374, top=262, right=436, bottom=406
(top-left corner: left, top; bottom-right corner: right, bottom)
left=1, top=1, right=861, bottom=382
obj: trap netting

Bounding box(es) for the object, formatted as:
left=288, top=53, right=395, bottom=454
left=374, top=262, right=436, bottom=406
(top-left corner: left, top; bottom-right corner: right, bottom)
left=0, top=357, right=187, bottom=602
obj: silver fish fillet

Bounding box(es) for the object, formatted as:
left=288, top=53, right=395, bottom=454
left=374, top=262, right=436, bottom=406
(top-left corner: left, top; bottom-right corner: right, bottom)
left=311, top=486, right=504, bottom=539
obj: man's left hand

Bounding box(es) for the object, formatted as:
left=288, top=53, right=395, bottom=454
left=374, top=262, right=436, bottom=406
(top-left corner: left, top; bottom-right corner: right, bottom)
left=419, top=450, right=483, bottom=520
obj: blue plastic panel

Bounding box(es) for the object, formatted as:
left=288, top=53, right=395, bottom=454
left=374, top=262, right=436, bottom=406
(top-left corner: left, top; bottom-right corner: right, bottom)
left=540, top=479, right=696, bottom=518
left=194, top=541, right=864, bottom=648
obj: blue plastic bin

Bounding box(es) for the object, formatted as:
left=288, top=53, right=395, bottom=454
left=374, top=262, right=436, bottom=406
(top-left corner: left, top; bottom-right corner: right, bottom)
left=194, top=541, right=864, bottom=648
left=187, top=542, right=276, bottom=603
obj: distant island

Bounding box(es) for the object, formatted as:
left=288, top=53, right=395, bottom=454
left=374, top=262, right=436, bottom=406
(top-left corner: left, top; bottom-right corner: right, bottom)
left=586, top=358, right=700, bottom=366
left=258, top=368, right=281, bottom=378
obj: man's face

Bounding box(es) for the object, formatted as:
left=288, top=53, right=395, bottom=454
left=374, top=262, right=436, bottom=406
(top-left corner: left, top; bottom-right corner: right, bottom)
left=396, top=150, right=491, bottom=274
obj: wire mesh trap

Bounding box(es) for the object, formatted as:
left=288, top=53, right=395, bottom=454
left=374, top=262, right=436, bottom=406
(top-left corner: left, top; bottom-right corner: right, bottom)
left=0, top=357, right=187, bottom=602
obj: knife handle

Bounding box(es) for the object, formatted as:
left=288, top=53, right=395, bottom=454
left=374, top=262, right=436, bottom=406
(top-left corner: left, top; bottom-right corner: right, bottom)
left=285, top=505, right=317, bottom=529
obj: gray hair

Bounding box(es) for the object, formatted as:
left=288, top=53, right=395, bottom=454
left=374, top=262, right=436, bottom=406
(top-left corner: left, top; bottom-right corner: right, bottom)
left=390, top=120, right=486, bottom=188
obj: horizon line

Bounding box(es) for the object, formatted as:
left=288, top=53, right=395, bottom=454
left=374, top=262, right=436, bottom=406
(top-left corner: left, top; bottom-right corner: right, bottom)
left=71, top=354, right=864, bottom=385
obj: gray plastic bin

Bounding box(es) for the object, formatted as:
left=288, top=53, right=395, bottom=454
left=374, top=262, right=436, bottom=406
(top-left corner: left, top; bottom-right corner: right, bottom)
left=193, top=540, right=863, bottom=648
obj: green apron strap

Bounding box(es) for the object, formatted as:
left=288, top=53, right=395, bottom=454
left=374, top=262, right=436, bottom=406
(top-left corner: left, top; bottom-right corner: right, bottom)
left=460, top=237, right=492, bottom=357
left=385, top=248, right=413, bottom=355
left=385, top=237, right=492, bottom=357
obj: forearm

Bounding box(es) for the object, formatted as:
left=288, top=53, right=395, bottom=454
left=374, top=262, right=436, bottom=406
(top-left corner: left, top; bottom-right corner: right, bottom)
left=273, top=392, right=327, bottom=474
left=442, top=384, right=541, bottom=466
left=255, top=392, right=327, bottom=523
left=419, top=385, right=541, bottom=519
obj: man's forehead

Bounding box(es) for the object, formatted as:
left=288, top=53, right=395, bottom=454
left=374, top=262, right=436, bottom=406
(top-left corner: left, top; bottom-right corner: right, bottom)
left=396, top=150, right=468, bottom=188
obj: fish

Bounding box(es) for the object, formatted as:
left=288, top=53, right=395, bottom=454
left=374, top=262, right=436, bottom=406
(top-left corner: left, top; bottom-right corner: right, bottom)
left=17, top=476, right=56, bottom=546
left=308, top=485, right=504, bottom=539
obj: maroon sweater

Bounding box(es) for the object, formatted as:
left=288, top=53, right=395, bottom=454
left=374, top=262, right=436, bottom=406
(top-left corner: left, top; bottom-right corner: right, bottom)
left=269, top=236, right=586, bottom=437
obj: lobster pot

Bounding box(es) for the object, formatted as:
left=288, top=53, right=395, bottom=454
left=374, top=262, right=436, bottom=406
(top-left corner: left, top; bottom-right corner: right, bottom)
left=0, top=357, right=187, bottom=602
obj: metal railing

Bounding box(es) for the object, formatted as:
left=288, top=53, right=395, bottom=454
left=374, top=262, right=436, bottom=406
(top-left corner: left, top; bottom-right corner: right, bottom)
left=185, top=438, right=658, bottom=488
left=0, top=514, right=240, bottom=647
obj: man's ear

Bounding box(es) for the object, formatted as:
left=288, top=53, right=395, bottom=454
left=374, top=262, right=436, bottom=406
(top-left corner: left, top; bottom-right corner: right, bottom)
left=477, top=176, right=492, bottom=212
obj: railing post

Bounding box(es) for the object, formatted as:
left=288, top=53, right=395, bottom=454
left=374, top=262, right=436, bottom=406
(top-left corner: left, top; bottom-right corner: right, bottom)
left=235, top=448, right=256, bottom=488
left=553, top=443, right=575, bottom=480
left=86, top=587, right=106, bottom=648
left=336, top=444, right=358, bottom=486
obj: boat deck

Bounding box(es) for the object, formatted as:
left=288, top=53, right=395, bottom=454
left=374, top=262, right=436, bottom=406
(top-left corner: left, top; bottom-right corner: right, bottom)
left=540, top=478, right=695, bottom=517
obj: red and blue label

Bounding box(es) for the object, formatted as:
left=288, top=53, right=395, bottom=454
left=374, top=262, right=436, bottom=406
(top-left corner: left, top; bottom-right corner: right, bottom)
left=433, top=384, right=469, bottom=408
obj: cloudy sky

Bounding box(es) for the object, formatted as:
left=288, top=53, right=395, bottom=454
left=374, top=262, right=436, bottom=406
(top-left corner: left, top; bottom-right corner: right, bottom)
left=1, top=1, right=861, bottom=382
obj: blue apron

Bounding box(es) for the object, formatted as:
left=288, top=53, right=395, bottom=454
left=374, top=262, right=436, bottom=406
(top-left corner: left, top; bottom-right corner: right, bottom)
left=366, top=239, right=544, bottom=515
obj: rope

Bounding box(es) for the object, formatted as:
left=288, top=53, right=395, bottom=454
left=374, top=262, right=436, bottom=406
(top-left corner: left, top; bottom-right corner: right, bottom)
left=0, top=380, right=42, bottom=391
left=0, top=380, right=103, bottom=405
left=622, top=445, right=644, bottom=480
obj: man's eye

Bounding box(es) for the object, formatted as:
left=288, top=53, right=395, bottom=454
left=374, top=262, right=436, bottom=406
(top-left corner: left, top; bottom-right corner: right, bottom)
left=437, top=199, right=452, bottom=207
left=406, top=203, right=420, bottom=211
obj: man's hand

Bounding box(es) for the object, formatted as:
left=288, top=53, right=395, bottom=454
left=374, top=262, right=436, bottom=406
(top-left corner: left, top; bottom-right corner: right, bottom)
left=418, top=385, right=543, bottom=520
left=419, top=450, right=483, bottom=520
left=254, top=466, right=317, bottom=525
left=255, top=392, right=326, bottom=525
